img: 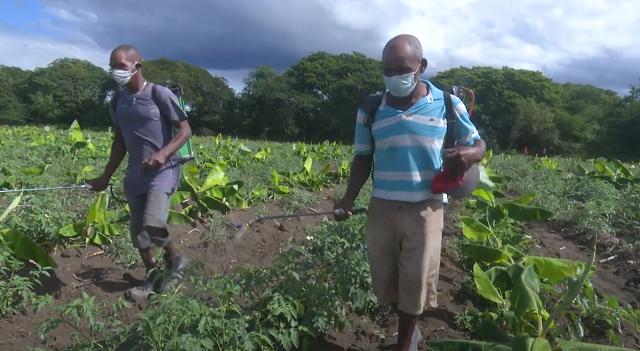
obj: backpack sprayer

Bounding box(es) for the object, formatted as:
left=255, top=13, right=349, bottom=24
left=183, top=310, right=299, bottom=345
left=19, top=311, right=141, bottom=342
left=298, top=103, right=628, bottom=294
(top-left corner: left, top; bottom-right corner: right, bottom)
left=430, top=84, right=479, bottom=200
left=168, top=84, right=196, bottom=165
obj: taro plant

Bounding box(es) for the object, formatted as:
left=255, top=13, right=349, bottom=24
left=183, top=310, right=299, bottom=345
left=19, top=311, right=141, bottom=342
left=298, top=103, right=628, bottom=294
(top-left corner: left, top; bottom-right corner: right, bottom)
left=460, top=189, right=554, bottom=250
left=427, top=232, right=638, bottom=351
left=276, top=156, right=333, bottom=191
left=58, top=192, right=129, bottom=246
left=170, top=160, right=247, bottom=225
left=0, top=193, right=58, bottom=268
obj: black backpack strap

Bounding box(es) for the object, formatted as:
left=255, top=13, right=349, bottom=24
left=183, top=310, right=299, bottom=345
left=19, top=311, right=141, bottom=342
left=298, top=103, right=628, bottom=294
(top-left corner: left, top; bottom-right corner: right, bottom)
left=360, top=93, right=383, bottom=128
left=151, top=83, right=159, bottom=105
left=443, top=90, right=457, bottom=149
left=359, top=93, right=384, bottom=148
left=358, top=93, right=383, bottom=181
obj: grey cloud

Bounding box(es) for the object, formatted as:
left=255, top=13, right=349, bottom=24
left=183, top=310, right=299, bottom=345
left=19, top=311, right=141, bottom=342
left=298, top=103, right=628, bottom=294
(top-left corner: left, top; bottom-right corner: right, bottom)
left=42, top=0, right=391, bottom=71
left=545, top=50, right=640, bottom=94
left=38, top=1, right=640, bottom=94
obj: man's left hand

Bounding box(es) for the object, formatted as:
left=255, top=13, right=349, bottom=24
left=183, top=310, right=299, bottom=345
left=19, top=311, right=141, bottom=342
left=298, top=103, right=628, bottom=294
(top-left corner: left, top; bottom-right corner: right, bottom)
left=443, top=147, right=475, bottom=176
left=143, top=151, right=167, bottom=169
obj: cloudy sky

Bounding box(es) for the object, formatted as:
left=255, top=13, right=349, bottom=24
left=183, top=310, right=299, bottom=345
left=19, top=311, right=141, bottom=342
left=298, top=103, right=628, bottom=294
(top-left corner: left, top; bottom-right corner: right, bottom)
left=1, top=0, right=638, bottom=94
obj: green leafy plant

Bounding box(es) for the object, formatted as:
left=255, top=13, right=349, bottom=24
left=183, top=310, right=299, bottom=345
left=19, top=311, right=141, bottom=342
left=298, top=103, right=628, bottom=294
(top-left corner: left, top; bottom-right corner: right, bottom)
left=427, top=233, right=637, bottom=351
left=0, top=194, right=57, bottom=268
left=58, top=192, right=128, bottom=246
left=170, top=160, right=247, bottom=225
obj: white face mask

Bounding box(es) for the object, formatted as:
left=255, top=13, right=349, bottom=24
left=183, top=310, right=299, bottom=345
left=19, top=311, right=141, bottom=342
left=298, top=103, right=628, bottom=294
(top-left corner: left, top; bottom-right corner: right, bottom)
left=112, top=62, right=138, bottom=86
left=383, top=65, right=421, bottom=97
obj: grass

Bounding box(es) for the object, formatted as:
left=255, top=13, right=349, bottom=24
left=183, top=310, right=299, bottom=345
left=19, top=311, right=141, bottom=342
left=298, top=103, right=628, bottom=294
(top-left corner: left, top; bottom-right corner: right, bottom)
left=1, top=124, right=640, bottom=350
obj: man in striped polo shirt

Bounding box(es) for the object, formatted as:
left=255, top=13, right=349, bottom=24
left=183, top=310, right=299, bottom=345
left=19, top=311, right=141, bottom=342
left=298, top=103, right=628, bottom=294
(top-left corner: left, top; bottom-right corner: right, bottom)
left=335, top=34, right=486, bottom=351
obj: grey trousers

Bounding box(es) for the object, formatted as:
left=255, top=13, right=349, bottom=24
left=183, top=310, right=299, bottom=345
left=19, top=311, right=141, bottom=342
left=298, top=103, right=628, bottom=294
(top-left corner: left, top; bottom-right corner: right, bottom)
left=125, top=190, right=172, bottom=249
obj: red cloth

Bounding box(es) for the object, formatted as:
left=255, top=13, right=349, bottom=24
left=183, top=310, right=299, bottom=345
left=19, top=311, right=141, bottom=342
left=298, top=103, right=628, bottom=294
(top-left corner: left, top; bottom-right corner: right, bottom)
left=431, top=167, right=465, bottom=194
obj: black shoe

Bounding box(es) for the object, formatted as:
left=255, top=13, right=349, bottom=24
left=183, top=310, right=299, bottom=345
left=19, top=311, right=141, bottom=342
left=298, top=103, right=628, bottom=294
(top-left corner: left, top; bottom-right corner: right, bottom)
left=161, top=253, right=191, bottom=291
left=126, top=269, right=163, bottom=300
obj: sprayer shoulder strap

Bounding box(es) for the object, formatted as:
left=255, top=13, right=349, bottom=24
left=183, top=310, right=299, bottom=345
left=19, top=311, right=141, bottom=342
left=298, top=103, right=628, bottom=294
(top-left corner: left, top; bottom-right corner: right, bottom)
left=443, top=90, right=457, bottom=149
left=357, top=93, right=383, bottom=181
left=359, top=93, right=384, bottom=147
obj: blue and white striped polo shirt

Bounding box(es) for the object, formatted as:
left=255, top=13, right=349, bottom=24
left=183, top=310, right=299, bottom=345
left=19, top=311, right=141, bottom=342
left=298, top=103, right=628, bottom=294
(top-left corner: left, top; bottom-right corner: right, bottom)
left=354, top=80, right=481, bottom=203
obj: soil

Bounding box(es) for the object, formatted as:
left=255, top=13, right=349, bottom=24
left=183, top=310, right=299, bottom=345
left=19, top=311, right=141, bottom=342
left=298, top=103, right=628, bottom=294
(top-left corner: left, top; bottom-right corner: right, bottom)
left=1, top=192, right=640, bottom=351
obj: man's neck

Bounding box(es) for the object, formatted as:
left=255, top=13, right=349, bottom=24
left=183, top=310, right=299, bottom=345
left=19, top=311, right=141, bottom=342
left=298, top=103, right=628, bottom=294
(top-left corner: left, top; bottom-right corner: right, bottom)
left=126, top=76, right=147, bottom=94
left=386, top=81, right=428, bottom=110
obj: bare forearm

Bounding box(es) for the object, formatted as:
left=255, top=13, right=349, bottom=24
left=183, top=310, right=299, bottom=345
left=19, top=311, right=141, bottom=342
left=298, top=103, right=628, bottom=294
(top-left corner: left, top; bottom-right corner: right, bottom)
left=344, top=155, right=373, bottom=203
left=461, top=139, right=486, bottom=164
left=103, top=136, right=126, bottom=179
left=160, top=122, right=191, bottom=158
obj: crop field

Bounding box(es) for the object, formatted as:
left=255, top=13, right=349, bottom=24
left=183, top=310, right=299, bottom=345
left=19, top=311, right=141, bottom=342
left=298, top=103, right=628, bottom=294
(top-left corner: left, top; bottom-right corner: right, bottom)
left=1, top=122, right=640, bottom=351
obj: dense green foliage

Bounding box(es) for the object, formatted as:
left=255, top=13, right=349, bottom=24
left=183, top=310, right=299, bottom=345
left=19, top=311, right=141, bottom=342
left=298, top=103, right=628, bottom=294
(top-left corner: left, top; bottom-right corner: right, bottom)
left=0, top=124, right=639, bottom=350
left=2, top=53, right=640, bottom=159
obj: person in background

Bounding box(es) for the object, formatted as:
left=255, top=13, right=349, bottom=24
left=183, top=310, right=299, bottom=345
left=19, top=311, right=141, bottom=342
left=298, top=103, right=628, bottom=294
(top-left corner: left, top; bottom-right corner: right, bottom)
left=334, top=34, right=486, bottom=351
left=88, top=45, right=192, bottom=300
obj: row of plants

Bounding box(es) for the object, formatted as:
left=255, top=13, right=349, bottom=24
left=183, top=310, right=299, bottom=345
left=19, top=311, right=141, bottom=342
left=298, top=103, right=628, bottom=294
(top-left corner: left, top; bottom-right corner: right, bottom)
left=0, top=123, right=356, bottom=318
left=2, top=124, right=640, bottom=350
left=11, top=152, right=637, bottom=350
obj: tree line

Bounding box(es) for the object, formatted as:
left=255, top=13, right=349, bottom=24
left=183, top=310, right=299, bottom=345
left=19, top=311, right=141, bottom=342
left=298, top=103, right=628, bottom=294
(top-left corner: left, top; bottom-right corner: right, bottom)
left=1, top=52, right=639, bottom=159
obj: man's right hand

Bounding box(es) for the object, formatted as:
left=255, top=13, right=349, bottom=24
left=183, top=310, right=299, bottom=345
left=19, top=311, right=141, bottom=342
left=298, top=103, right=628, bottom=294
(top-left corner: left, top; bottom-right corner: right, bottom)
left=334, top=197, right=355, bottom=221
left=86, top=175, right=110, bottom=192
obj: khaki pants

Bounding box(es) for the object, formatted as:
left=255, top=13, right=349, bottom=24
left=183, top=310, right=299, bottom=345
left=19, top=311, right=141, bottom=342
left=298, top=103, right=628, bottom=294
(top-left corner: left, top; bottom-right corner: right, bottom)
left=366, top=197, right=444, bottom=315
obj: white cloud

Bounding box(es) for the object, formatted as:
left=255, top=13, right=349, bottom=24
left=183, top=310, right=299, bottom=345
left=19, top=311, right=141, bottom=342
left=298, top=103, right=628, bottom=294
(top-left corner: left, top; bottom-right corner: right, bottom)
left=1, top=0, right=639, bottom=94
left=0, top=31, right=108, bottom=70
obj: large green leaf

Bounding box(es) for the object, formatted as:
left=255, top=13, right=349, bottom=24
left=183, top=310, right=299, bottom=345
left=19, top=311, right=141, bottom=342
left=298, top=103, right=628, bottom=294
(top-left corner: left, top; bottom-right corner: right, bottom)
left=106, top=209, right=130, bottom=223
left=462, top=244, right=512, bottom=263
left=94, top=223, right=125, bottom=237
left=167, top=210, right=195, bottom=224
left=477, top=165, right=496, bottom=190
left=86, top=192, right=108, bottom=224
left=199, top=196, right=231, bottom=213
left=0, top=193, right=22, bottom=223
left=512, top=335, right=552, bottom=351
left=521, top=256, right=595, bottom=285
left=473, top=263, right=504, bottom=304
left=508, top=264, right=544, bottom=319
left=501, top=202, right=554, bottom=222
left=471, top=189, right=495, bottom=202
left=181, top=163, right=201, bottom=193
left=555, top=338, right=637, bottom=350
left=201, top=163, right=227, bottom=192
left=206, top=185, right=239, bottom=199
left=503, top=192, right=536, bottom=205
left=58, top=222, right=86, bottom=238
left=303, top=157, right=313, bottom=173
left=170, top=191, right=191, bottom=207
left=460, top=216, right=493, bottom=241
left=2, top=228, right=57, bottom=268
left=477, top=319, right=512, bottom=343
left=484, top=266, right=512, bottom=291
left=426, top=339, right=511, bottom=351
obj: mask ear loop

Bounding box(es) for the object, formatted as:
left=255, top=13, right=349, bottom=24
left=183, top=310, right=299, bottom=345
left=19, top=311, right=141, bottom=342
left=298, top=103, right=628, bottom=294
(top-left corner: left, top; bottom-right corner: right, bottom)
left=130, top=62, right=140, bottom=75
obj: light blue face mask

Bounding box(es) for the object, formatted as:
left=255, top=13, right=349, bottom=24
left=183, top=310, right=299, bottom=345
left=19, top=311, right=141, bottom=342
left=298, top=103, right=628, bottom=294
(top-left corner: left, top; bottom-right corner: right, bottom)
left=383, top=65, right=421, bottom=97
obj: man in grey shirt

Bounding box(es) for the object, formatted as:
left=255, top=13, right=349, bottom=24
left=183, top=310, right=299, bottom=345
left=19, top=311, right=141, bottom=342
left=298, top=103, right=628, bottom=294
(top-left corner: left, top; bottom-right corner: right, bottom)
left=88, top=45, right=192, bottom=299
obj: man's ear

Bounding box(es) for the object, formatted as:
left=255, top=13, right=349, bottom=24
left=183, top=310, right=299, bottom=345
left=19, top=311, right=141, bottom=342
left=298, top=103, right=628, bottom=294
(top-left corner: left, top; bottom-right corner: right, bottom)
left=420, top=58, right=428, bottom=73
